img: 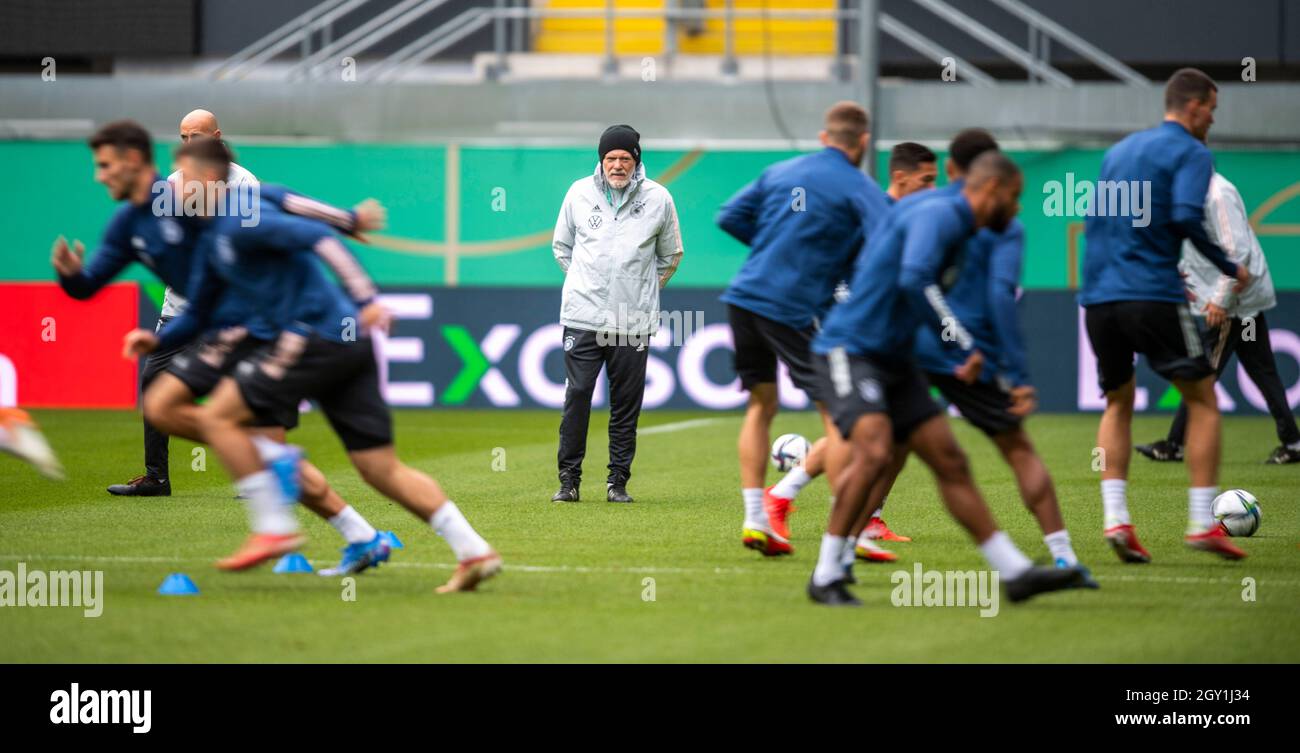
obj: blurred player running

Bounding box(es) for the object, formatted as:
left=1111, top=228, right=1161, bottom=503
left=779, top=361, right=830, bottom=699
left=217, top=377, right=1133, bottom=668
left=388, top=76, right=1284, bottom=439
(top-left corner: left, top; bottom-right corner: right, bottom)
left=1080, top=68, right=1250, bottom=562
left=808, top=151, right=1088, bottom=606
left=762, top=140, right=940, bottom=552
left=715, top=102, right=891, bottom=557
left=128, top=139, right=500, bottom=591
left=105, top=110, right=259, bottom=498
left=55, top=120, right=392, bottom=575
left=851, top=131, right=1095, bottom=584
left=0, top=409, right=65, bottom=480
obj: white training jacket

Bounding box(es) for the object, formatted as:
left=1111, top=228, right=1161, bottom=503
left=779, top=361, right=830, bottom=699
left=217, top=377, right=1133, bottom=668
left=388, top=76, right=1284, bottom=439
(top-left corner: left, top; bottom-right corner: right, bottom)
left=552, top=162, right=684, bottom=336
left=160, top=162, right=258, bottom=319
left=1179, top=172, right=1276, bottom=319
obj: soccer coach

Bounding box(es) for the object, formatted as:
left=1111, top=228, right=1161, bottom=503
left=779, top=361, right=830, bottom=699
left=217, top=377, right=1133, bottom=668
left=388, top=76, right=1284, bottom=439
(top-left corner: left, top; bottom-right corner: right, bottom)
left=550, top=125, right=684, bottom=503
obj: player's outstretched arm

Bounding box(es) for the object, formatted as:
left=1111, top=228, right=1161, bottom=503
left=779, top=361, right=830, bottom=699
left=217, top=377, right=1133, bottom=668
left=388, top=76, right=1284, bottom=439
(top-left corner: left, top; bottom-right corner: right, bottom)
left=261, top=183, right=386, bottom=240
left=242, top=211, right=380, bottom=307
left=52, top=210, right=134, bottom=299
left=153, top=240, right=224, bottom=353
left=715, top=174, right=763, bottom=245
left=50, top=236, right=84, bottom=277
left=247, top=213, right=391, bottom=332
left=121, top=328, right=159, bottom=360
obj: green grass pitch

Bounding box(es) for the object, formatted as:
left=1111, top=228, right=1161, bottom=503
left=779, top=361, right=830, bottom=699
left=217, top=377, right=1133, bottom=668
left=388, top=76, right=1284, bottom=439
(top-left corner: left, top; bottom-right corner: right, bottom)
left=2, top=409, right=1298, bottom=662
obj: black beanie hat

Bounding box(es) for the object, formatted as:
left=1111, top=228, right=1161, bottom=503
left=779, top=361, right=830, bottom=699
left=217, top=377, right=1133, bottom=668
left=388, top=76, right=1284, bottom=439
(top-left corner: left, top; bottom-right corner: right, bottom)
left=598, top=124, right=641, bottom=165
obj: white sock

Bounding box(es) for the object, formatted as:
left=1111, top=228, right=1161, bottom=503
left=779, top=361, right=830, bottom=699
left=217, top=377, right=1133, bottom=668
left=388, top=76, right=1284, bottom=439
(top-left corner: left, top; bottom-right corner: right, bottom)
left=1101, top=479, right=1129, bottom=528
left=430, top=501, right=492, bottom=562
left=978, top=531, right=1032, bottom=581
left=328, top=505, right=377, bottom=545
left=1288, top=440, right=1300, bottom=451
left=742, top=488, right=765, bottom=530
left=771, top=466, right=812, bottom=500
left=236, top=470, right=298, bottom=535
left=871, top=505, right=884, bottom=520
left=856, top=528, right=873, bottom=548
left=1044, top=529, right=1078, bottom=566
left=813, top=534, right=848, bottom=587
left=250, top=435, right=290, bottom=462
left=1188, top=486, right=1217, bottom=534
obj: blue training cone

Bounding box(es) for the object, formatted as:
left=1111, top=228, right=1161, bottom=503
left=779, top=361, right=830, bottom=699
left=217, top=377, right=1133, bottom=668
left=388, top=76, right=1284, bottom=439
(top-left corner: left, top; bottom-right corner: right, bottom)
left=158, top=573, right=200, bottom=595
left=381, top=531, right=404, bottom=549
left=273, top=552, right=314, bottom=574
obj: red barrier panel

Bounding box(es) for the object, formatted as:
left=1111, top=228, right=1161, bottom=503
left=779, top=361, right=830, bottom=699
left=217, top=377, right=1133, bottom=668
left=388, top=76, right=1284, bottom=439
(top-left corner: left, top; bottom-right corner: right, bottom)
left=0, top=282, right=138, bottom=408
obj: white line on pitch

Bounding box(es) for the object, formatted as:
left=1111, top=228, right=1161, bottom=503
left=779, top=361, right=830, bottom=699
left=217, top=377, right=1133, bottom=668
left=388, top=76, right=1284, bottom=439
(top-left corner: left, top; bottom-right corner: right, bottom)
left=1, top=552, right=1298, bottom=586
left=0, top=553, right=750, bottom=576
left=638, top=418, right=721, bottom=436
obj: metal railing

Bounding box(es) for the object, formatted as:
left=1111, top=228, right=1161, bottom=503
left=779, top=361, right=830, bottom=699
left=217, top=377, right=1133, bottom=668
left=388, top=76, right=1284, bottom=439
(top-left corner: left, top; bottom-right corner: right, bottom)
left=364, top=6, right=496, bottom=82
left=988, top=0, right=1148, bottom=86
left=284, top=0, right=455, bottom=81
left=210, top=0, right=373, bottom=81
left=210, top=0, right=1149, bottom=87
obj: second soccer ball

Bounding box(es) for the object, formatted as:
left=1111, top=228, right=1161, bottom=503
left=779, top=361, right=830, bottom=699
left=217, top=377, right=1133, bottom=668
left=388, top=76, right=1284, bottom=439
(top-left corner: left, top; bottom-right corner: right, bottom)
left=771, top=433, right=811, bottom=472
left=1212, top=489, right=1262, bottom=537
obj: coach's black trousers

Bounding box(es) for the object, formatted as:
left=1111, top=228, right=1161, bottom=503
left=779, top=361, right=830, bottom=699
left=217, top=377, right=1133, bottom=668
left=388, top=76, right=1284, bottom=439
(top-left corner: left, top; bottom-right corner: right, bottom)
left=557, top=327, right=650, bottom=487
left=1167, top=312, right=1300, bottom=447
left=139, top=315, right=186, bottom=480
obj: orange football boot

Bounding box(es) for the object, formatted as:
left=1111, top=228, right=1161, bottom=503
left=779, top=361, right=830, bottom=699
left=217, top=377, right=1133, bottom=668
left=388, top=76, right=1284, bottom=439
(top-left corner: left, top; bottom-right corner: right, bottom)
left=762, top=485, right=796, bottom=540
left=437, top=552, right=503, bottom=593
left=865, top=516, right=912, bottom=543
left=854, top=537, right=898, bottom=563
left=1185, top=526, right=1246, bottom=560
left=1104, top=524, right=1152, bottom=563
left=742, top=527, right=793, bottom=556
left=216, top=533, right=306, bottom=571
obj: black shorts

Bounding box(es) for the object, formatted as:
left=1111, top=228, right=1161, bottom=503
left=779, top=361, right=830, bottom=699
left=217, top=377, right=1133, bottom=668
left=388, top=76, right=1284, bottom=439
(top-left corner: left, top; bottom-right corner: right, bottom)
left=233, top=333, right=392, bottom=452
left=815, top=349, right=940, bottom=443
left=1085, top=300, right=1214, bottom=394
left=926, top=372, right=1021, bottom=437
left=166, top=327, right=295, bottom=430
left=727, top=304, right=823, bottom=402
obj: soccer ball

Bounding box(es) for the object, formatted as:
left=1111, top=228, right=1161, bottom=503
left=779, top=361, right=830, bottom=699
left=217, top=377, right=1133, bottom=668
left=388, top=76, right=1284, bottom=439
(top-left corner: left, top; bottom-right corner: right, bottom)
left=1212, top=489, right=1261, bottom=537
left=771, top=433, right=811, bottom=472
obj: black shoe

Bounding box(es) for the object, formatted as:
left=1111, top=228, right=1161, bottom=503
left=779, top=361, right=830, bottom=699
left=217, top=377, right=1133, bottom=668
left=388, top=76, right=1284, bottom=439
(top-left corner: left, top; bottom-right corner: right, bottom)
left=107, top=475, right=171, bottom=497
left=843, top=565, right=857, bottom=586
left=551, top=482, right=580, bottom=502
left=1265, top=445, right=1300, bottom=465
left=807, top=577, right=861, bottom=606
left=1135, top=439, right=1183, bottom=462
left=606, top=483, right=633, bottom=503
left=1004, top=565, right=1087, bottom=603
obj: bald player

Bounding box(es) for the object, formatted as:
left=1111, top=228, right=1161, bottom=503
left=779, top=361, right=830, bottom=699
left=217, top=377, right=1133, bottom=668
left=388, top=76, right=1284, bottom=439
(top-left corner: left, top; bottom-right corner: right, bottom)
left=107, top=110, right=258, bottom=497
